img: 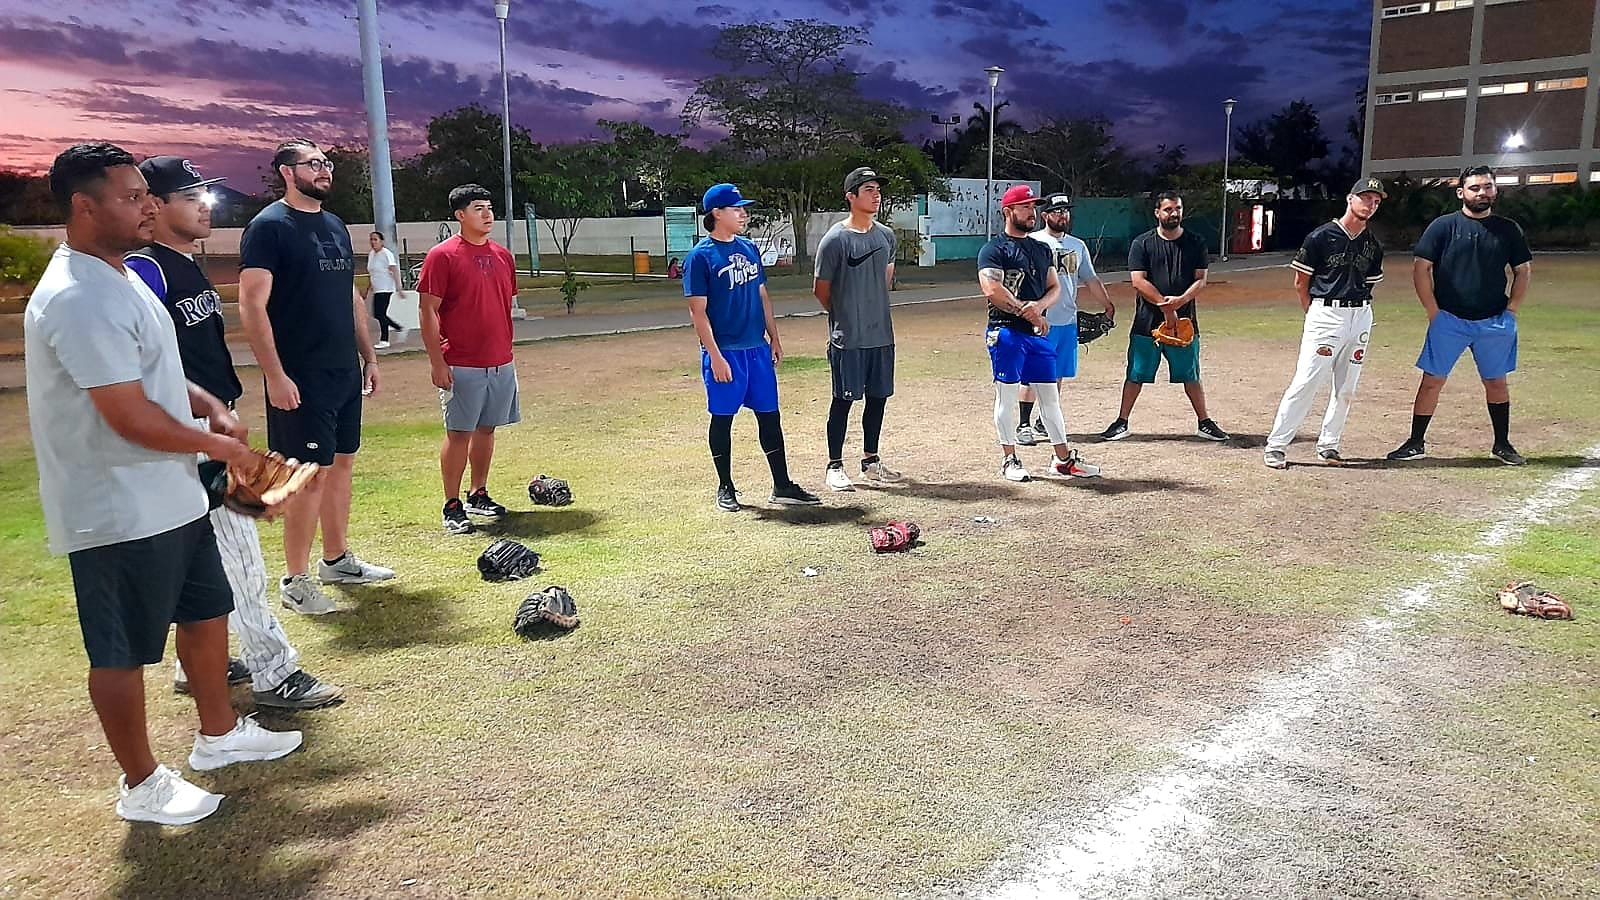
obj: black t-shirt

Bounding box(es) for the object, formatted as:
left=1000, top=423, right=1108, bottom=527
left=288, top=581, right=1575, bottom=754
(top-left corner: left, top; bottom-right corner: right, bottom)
left=1290, top=221, right=1384, bottom=302
left=125, top=243, right=243, bottom=403
left=1128, top=228, right=1209, bottom=336
left=239, top=201, right=358, bottom=373
left=977, top=233, right=1055, bottom=331
left=1412, top=211, right=1533, bottom=320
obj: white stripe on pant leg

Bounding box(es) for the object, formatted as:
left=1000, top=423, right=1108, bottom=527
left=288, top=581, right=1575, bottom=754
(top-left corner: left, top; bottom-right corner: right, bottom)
left=1318, top=306, right=1372, bottom=451
left=1266, top=308, right=1338, bottom=453
left=211, top=505, right=300, bottom=691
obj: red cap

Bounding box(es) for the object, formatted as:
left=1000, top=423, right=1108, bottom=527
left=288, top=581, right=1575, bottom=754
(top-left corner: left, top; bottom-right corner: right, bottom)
left=1000, top=184, right=1041, bottom=208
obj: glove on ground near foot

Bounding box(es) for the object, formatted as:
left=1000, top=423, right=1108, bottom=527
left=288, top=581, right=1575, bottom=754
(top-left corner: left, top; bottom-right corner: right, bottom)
left=514, top=586, right=580, bottom=638
left=1497, top=581, right=1573, bottom=620
left=527, top=474, right=574, bottom=507
left=478, top=538, right=542, bottom=581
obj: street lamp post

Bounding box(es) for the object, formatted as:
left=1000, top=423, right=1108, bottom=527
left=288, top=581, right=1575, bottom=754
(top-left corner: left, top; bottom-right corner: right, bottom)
left=495, top=1, right=514, bottom=256
left=1220, top=97, right=1236, bottom=262
left=930, top=114, right=960, bottom=174
left=355, top=0, right=396, bottom=245
left=985, top=66, right=1004, bottom=238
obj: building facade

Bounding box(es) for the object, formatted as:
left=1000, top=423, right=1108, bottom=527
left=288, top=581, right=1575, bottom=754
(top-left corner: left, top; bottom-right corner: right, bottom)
left=1363, top=0, right=1600, bottom=187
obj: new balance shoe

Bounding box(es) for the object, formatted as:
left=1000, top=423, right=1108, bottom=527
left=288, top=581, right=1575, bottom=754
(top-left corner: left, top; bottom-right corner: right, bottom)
left=443, top=498, right=474, bottom=535
left=1386, top=440, right=1426, bottom=461
left=1196, top=419, right=1230, bottom=441
left=861, top=458, right=905, bottom=483
left=253, top=670, right=345, bottom=711
left=825, top=464, right=855, bottom=492
left=280, top=574, right=338, bottom=615
left=318, top=551, right=395, bottom=584
left=173, top=658, right=252, bottom=695
left=770, top=482, right=822, bottom=506
left=1100, top=419, right=1130, bottom=442
left=465, top=487, right=507, bottom=519
left=1014, top=423, right=1038, bottom=446
left=188, top=715, right=302, bottom=772
left=1001, top=455, right=1031, bottom=482
left=715, top=484, right=741, bottom=512
left=1318, top=448, right=1345, bottom=465
left=116, top=765, right=222, bottom=826
left=1264, top=450, right=1288, bottom=470
left=1051, top=449, right=1101, bottom=478
left=1492, top=443, right=1526, bottom=466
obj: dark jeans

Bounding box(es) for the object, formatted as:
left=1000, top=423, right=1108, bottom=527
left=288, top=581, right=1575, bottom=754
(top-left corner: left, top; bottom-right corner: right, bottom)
left=373, top=292, right=401, bottom=341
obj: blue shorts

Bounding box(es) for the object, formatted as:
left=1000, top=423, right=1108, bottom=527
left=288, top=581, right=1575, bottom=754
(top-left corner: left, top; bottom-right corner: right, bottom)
left=986, top=325, right=1058, bottom=384
left=1047, top=322, right=1079, bottom=380
left=703, top=344, right=779, bottom=415
left=1417, top=309, right=1518, bottom=381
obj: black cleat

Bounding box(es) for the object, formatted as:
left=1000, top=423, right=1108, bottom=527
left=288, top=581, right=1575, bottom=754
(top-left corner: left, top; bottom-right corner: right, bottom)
left=1196, top=418, right=1230, bottom=441
left=769, top=482, right=822, bottom=506
left=1100, top=419, right=1130, bottom=441
left=1492, top=443, right=1526, bottom=466
left=716, top=484, right=741, bottom=512
left=443, top=498, right=475, bottom=534
left=1386, top=440, right=1427, bottom=461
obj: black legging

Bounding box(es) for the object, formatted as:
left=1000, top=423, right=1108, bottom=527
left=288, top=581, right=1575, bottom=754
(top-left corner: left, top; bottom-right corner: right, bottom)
left=710, top=411, right=792, bottom=489
left=372, top=292, right=401, bottom=341
left=826, top=396, right=887, bottom=466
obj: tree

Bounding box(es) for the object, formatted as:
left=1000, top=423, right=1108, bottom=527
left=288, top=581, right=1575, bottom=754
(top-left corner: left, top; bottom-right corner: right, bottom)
left=997, top=115, right=1140, bottom=196
left=1233, top=99, right=1332, bottom=189
left=1148, top=143, right=1189, bottom=191
left=517, top=141, right=619, bottom=273
left=412, top=105, right=540, bottom=220
left=0, top=171, right=59, bottom=226
left=599, top=120, right=685, bottom=210
left=321, top=144, right=374, bottom=225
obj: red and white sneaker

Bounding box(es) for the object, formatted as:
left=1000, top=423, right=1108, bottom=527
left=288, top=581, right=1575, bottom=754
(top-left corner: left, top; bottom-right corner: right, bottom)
left=1051, top=449, right=1101, bottom=478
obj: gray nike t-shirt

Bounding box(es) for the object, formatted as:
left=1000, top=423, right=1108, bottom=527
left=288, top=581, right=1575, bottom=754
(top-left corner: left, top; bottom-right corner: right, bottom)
left=814, top=220, right=896, bottom=349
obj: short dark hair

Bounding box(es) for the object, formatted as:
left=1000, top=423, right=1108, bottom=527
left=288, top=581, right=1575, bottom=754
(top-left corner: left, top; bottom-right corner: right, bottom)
left=449, top=183, right=494, bottom=212
left=1459, top=165, right=1495, bottom=187
left=271, top=138, right=318, bottom=180
left=48, top=142, right=137, bottom=211
left=370, top=231, right=384, bottom=240
left=1154, top=190, right=1183, bottom=206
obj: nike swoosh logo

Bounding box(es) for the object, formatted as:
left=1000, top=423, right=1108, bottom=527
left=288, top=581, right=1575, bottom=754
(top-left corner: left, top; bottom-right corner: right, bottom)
left=846, top=247, right=883, bottom=267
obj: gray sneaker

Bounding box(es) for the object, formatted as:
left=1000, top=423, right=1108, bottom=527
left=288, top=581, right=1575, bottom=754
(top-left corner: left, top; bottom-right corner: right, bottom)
left=1014, top=423, right=1038, bottom=446
left=1264, top=450, right=1288, bottom=470
left=254, top=670, right=345, bottom=710
left=318, top=551, right=395, bottom=584
left=280, top=574, right=338, bottom=615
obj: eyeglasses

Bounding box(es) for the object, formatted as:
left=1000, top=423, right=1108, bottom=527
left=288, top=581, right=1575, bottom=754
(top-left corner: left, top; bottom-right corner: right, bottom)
left=290, top=159, right=334, bottom=173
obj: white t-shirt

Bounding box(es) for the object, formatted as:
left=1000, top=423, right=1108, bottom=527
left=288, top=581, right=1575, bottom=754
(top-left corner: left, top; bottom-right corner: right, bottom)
left=1029, top=229, right=1098, bottom=325
left=367, top=247, right=399, bottom=292
left=24, top=244, right=208, bottom=554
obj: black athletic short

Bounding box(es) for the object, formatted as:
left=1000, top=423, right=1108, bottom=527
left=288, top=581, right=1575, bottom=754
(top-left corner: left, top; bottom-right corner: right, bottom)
left=827, top=344, right=895, bottom=401
left=266, top=365, right=363, bottom=466
left=68, top=516, right=235, bottom=669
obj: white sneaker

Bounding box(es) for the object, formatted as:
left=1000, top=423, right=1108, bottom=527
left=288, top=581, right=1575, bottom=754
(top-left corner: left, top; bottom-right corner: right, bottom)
left=280, top=574, right=338, bottom=615
left=1051, top=449, right=1101, bottom=478
left=1001, top=455, right=1031, bottom=482
left=318, top=551, right=395, bottom=584
left=374, top=340, right=390, bottom=349
left=1264, top=450, right=1288, bottom=470
left=861, top=458, right=905, bottom=483
left=824, top=465, right=854, bottom=492
left=188, top=715, right=303, bottom=772
left=1014, top=423, right=1038, bottom=446
left=116, top=764, right=223, bottom=825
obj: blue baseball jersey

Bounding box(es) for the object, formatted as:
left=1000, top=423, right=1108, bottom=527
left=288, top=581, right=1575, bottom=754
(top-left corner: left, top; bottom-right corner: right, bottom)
left=684, top=236, right=768, bottom=351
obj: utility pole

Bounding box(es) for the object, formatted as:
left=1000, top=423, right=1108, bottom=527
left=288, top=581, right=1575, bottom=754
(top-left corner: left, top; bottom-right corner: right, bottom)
left=356, top=0, right=396, bottom=243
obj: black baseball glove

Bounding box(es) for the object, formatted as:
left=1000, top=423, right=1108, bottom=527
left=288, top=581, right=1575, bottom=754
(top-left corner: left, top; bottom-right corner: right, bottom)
left=478, top=538, right=542, bottom=582
left=1077, top=310, right=1116, bottom=344
left=527, top=474, right=573, bottom=507
left=514, top=586, right=580, bottom=639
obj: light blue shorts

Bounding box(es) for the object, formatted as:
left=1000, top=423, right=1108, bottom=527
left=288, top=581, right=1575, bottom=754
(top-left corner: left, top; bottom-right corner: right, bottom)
left=1417, top=309, right=1517, bottom=381
left=1046, top=321, right=1079, bottom=380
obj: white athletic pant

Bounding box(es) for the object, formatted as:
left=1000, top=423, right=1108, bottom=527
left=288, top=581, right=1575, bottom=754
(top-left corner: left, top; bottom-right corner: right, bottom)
left=1266, top=303, right=1373, bottom=454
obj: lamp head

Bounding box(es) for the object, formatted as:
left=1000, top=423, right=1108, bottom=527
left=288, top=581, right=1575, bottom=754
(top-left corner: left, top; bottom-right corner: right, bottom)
left=494, top=1, right=509, bottom=20
left=1223, top=98, right=1237, bottom=116
left=985, top=66, right=1004, bottom=89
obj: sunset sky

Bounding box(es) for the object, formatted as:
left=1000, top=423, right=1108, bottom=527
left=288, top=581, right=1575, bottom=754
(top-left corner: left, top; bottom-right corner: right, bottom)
left=0, top=0, right=1371, bottom=187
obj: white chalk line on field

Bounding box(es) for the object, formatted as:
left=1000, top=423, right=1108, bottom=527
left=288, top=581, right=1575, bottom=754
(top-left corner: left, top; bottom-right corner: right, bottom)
left=978, top=445, right=1600, bottom=899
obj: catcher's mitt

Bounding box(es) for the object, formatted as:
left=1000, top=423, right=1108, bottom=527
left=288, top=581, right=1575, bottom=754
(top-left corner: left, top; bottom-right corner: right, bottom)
left=868, top=520, right=921, bottom=553
left=1151, top=317, right=1195, bottom=348
left=1077, top=310, right=1115, bottom=345
left=514, top=586, right=580, bottom=639
left=478, top=538, right=541, bottom=582
left=1497, top=581, right=1573, bottom=620
left=527, top=474, right=573, bottom=507
left=201, top=450, right=319, bottom=518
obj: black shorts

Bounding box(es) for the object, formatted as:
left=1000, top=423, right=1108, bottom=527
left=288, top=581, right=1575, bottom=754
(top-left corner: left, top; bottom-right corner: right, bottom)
left=266, top=366, right=362, bottom=466
left=828, top=344, right=895, bottom=401
left=68, top=516, right=235, bottom=669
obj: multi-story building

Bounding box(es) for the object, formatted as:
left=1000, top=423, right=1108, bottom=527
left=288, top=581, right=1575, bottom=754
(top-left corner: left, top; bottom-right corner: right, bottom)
left=1362, top=0, right=1600, bottom=187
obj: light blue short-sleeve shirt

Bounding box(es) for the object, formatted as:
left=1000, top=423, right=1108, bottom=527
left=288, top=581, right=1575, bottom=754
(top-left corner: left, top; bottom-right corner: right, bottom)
left=1029, top=229, right=1098, bottom=325
left=24, top=244, right=208, bottom=555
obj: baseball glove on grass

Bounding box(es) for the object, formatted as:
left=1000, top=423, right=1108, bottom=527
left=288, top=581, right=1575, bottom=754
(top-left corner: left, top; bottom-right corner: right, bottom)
left=514, top=586, right=580, bottom=639
left=478, top=538, right=542, bottom=581
left=1077, top=310, right=1115, bottom=344
left=527, top=474, right=573, bottom=507
left=1151, top=317, right=1195, bottom=348
left=200, top=450, right=319, bottom=518
left=868, top=520, right=921, bottom=553
left=1497, top=581, right=1573, bottom=620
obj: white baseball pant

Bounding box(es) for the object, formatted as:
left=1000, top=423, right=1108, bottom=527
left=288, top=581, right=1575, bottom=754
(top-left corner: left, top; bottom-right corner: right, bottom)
left=1266, top=303, right=1373, bottom=454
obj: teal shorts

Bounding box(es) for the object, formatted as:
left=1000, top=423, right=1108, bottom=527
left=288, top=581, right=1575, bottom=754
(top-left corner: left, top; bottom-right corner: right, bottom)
left=1126, top=333, right=1201, bottom=383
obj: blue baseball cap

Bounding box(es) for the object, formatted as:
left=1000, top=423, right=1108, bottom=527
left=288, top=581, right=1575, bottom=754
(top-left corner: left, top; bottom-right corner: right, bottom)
left=702, top=183, right=756, bottom=212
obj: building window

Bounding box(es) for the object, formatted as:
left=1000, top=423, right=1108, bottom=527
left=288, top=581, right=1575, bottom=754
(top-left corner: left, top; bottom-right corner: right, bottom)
left=1433, top=0, right=1470, bottom=9
left=1534, top=77, right=1588, bottom=91
left=1590, top=171, right=1600, bottom=183
left=1382, top=3, right=1431, bottom=18
left=1494, top=175, right=1521, bottom=185
left=1376, top=92, right=1414, bottom=105
left=1525, top=172, right=1578, bottom=185
left=1417, top=87, right=1468, bottom=101
left=1479, top=82, right=1530, bottom=96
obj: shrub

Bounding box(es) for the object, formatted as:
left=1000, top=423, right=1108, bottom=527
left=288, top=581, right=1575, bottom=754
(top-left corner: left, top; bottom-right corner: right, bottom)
left=0, top=225, right=56, bottom=291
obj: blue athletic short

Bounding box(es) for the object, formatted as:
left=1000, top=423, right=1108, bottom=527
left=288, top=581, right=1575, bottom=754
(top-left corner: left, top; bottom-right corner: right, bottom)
left=1046, top=322, right=1079, bottom=380
left=703, top=344, right=779, bottom=415
left=1417, top=309, right=1518, bottom=381
left=986, top=325, right=1058, bottom=384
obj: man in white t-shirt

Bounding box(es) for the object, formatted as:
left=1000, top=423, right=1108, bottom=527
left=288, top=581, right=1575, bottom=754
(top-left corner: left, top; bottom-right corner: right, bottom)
left=1014, top=193, right=1115, bottom=444
left=367, top=231, right=403, bottom=348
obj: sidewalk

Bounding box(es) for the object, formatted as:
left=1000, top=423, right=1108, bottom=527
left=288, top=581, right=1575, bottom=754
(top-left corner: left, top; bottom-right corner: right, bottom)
left=0, top=253, right=1292, bottom=392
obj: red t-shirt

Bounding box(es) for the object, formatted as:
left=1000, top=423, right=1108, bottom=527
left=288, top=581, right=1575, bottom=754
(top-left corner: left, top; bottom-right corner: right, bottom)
left=416, top=235, right=516, bottom=367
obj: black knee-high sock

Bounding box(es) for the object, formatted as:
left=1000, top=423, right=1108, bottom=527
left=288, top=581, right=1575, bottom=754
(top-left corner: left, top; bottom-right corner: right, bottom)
left=709, top=414, right=735, bottom=488
left=755, top=410, right=790, bottom=487
left=1019, top=399, right=1035, bottom=428
left=826, top=397, right=853, bottom=466
left=861, top=396, right=887, bottom=460
left=1488, top=402, right=1510, bottom=445
left=1409, top=414, right=1432, bottom=444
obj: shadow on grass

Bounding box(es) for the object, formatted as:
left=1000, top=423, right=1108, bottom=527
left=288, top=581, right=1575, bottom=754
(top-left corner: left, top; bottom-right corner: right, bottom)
left=1088, top=431, right=1264, bottom=449
left=474, top=508, right=603, bottom=540
left=864, top=478, right=1027, bottom=503
left=749, top=503, right=872, bottom=525
left=1337, top=454, right=1591, bottom=471
left=1037, top=475, right=1199, bottom=495
left=321, top=582, right=477, bottom=653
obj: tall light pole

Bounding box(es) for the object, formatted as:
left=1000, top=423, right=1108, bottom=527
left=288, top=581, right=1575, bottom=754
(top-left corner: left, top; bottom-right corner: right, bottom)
left=931, top=114, right=960, bottom=174
left=1220, top=97, right=1236, bottom=262
left=985, top=66, right=1004, bottom=238
left=355, top=0, right=396, bottom=244
left=495, top=1, right=514, bottom=255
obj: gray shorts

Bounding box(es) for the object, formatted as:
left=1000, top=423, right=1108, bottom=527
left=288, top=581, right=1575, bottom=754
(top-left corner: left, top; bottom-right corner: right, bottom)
left=828, top=344, right=895, bottom=401
left=440, top=364, right=521, bottom=432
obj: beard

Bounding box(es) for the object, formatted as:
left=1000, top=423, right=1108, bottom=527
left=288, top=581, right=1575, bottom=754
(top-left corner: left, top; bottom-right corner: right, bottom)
left=294, top=172, right=331, bottom=201
left=1159, top=216, right=1182, bottom=231
left=1009, top=209, right=1036, bottom=230
left=1464, top=197, right=1493, bottom=213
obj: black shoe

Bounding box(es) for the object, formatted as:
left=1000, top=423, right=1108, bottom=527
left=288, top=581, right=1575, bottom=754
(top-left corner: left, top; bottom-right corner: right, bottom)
left=1492, top=443, right=1526, bottom=466
left=1317, top=448, right=1344, bottom=465
left=253, top=669, right=345, bottom=710
left=1196, top=419, right=1230, bottom=441
left=1386, top=440, right=1426, bottom=461
left=1100, top=419, right=1130, bottom=441
left=174, top=658, right=251, bottom=695
left=770, top=482, right=822, bottom=506
left=443, top=498, right=474, bottom=534
left=465, top=487, right=506, bottom=519
left=1033, top=418, right=1046, bottom=435
left=716, top=484, right=741, bottom=512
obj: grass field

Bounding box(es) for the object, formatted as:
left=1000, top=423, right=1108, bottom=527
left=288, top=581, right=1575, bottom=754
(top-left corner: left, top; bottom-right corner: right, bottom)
left=1, top=258, right=1597, bottom=898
